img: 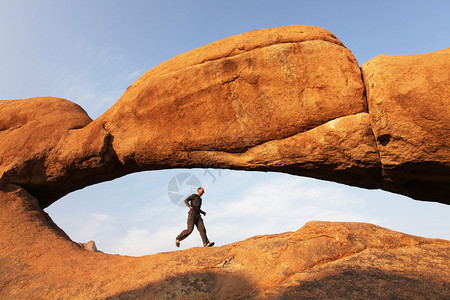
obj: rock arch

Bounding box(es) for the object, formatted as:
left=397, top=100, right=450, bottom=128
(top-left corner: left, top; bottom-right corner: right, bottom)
left=1, top=25, right=449, bottom=299
left=1, top=26, right=448, bottom=208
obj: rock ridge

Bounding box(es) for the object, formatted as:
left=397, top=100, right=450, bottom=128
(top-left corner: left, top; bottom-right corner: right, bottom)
left=142, top=25, right=345, bottom=77
left=1, top=185, right=448, bottom=299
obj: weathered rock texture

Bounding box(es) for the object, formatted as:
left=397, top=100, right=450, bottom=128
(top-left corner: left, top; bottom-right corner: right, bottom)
left=1, top=184, right=449, bottom=299
left=98, top=25, right=380, bottom=193
left=1, top=25, right=449, bottom=299
left=362, top=48, right=450, bottom=202
left=1, top=25, right=448, bottom=206
left=0, top=97, right=128, bottom=208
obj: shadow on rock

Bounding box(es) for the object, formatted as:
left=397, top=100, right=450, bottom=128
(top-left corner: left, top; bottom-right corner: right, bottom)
left=105, top=270, right=258, bottom=300
left=269, top=267, right=449, bottom=300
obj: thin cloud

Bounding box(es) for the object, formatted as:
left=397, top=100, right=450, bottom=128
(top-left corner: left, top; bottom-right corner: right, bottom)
left=114, top=226, right=185, bottom=256
left=125, top=70, right=143, bottom=82
left=72, top=212, right=116, bottom=244
left=46, top=169, right=448, bottom=257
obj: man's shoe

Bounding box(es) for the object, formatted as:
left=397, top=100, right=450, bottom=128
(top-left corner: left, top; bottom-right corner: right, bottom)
left=176, top=239, right=180, bottom=248
left=204, top=242, right=215, bottom=247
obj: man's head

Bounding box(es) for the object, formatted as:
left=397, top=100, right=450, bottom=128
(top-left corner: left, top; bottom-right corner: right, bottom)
left=197, top=187, right=204, bottom=196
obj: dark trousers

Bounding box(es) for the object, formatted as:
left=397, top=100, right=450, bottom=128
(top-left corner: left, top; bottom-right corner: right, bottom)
left=177, top=211, right=209, bottom=245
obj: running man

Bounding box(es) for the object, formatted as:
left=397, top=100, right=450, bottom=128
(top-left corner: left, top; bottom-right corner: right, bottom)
left=176, top=187, right=214, bottom=248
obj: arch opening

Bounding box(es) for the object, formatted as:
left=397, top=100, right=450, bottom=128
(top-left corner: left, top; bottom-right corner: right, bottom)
left=44, top=168, right=450, bottom=256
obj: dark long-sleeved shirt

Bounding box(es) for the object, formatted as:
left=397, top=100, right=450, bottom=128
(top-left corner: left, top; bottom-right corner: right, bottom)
left=184, top=194, right=203, bottom=213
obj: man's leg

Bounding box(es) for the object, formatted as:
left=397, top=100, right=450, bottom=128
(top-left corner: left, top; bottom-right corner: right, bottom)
left=176, top=212, right=195, bottom=242
left=195, top=216, right=209, bottom=245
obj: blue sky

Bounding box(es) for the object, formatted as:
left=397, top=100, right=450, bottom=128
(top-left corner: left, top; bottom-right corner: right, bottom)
left=1, top=1, right=449, bottom=256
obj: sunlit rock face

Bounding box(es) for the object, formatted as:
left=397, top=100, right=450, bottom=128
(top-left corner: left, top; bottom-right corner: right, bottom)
left=0, top=25, right=449, bottom=298
left=95, top=25, right=380, bottom=198
left=0, top=97, right=130, bottom=208
left=2, top=26, right=448, bottom=206
left=361, top=48, right=450, bottom=202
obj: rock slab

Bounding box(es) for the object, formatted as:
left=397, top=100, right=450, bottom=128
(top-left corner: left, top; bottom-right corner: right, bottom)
left=1, top=26, right=448, bottom=205
left=362, top=48, right=450, bottom=202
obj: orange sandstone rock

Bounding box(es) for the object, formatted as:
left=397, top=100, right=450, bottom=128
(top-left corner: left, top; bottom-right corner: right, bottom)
left=362, top=48, right=450, bottom=202
left=1, top=27, right=449, bottom=205
left=0, top=185, right=448, bottom=299
left=1, top=26, right=383, bottom=208
left=0, top=97, right=125, bottom=208
left=100, top=26, right=368, bottom=167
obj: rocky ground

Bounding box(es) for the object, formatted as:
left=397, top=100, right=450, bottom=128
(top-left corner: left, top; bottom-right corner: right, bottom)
left=1, top=184, right=449, bottom=299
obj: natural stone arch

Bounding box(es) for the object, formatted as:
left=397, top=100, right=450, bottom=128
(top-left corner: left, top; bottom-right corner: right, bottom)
left=1, top=26, right=448, bottom=208
left=1, top=25, right=449, bottom=299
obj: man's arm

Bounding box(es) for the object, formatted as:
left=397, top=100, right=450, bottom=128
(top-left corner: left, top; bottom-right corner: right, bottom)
left=184, top=194, right=194, bottom=210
